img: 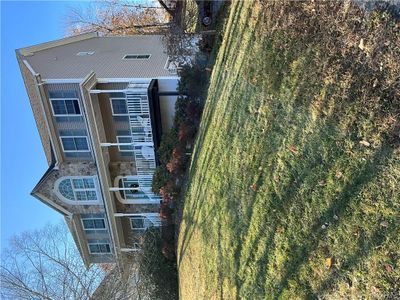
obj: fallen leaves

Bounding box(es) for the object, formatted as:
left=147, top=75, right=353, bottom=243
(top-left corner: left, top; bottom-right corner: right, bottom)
left=250, top=184, right=257, bottom=191
left=380, top=220, right=389, bottom=228
left=358, top=38, right=365, bottom=50
left=335, top=171, right=343, bottom=179
left=288, top=145, right=298, bottom=154
left=359, top=140, right=371, bottom=147
left=384, top=264, right=393, bottom=273
left=371, top=286, right=380, bottom=293
left=325, top=257, right=334, bottom=269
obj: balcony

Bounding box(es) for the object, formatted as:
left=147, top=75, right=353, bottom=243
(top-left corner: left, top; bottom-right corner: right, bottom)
left=98, top=82, right=162, bottom=204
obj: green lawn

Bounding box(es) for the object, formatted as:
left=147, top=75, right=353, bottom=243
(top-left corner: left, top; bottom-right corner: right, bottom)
left=177, top=1, right=400, bottom=299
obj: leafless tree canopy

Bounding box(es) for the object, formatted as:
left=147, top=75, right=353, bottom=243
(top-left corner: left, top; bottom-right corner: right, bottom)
left=65, top=0, right=173, bottom=36
left=0, top=223, right=103, bottom=300
left=65, top=0, right=199, bottom=67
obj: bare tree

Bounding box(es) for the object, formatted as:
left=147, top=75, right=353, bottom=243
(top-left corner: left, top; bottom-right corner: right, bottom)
left=162, top=22, right=200, bottom=66
left=65, top=0, right=174, bottom=36
left=0, top=223, right=103, bottom=300
left=92, top=260, right=148, bottom=300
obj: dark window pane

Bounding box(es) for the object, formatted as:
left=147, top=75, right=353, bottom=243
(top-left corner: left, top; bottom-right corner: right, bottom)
left=131, top=217, right=144, bottom=229
left=65, top=100, right=80, bottom=114
left=86, top=191, right=97, bottom=201
left=52, top=100, right=67, bottom=114
left=62, top=138, right=76, bottom=150
left=72, top=179, right=84, bottom=189
left=52, top=99, right=80, bottom=115
left=94, top=219, right=105, bottom=228
left=83, top=178, right=95, bottom=188
left=111, top=99, right=127, bottom=115
left=75, top=191, right=87, bottom=201
left=83, top=219, right=94, bottom=229
left=73, top=100, right=81, bottom=114
left=124, top=54, right=150, bottom=59
left=89, top=244, right=100, bottom=253
left=74, top=138, right=89, bottom=150
left=118, top=136, right=133, bottom=151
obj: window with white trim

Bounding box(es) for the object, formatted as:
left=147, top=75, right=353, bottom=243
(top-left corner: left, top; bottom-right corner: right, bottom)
left=118, top=177, right=146, bottom=200
left=88, top=243, right=111, bottom=254
left=51, top=99, right=81, bottom=116
left=123, top=54, right=151, bottom=60
left=77, top=51, right=95, bottom=56
left=60, top=136, right=90, bottom=152
left=130, top=216, right=146, bottom=231
left=82, top=218, right=106, bottom=230
left=110, top=98, right=128, bottom=115
left=116, top=136, right=133, bottom=152
left=57, top=177, right=98, bottom=202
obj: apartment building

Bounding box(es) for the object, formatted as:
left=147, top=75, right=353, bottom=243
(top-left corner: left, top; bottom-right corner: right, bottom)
left=16, top=32, right=180, bottom=267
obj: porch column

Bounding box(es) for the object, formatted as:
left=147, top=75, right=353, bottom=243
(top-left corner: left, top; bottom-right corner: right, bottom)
left=120, top=248, right=140, bottom=252
left=100, top=142, right=153, bottom=147
left=114, top=212, right=159, bottom=217
left=109, top=187, right=140, bottom=192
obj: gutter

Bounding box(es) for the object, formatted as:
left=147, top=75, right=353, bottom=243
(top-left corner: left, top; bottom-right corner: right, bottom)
left=78, top=71, right=122, bottom=269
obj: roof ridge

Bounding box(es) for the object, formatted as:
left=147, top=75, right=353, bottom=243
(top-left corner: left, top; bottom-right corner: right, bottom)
left=17, top=32, right=99, bottom=56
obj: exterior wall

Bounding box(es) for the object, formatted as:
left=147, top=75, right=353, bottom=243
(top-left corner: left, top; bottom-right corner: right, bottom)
left=77, top=213, right=115, bottom=263
left=23, top=36, right=176, bottom=79
left=157, top=78, right=178, bottom=92
left=96, top=84, right=133, bottom=163
left=44, top=83, right=93, bottom=162
left=35, top=161, right=105, bottom=215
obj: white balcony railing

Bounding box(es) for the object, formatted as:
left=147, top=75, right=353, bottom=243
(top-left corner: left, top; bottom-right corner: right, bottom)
left=125, top=86, right=161, bottom=203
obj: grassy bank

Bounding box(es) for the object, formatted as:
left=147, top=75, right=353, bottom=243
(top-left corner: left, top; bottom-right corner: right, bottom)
left=177, top=1, right=400, bottom=299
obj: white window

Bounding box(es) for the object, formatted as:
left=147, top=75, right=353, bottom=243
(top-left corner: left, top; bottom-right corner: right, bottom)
left=77, top=51, right=95, bottom=56
left=130, top=216, right=146, bottom=231
left=123, top=54, right=151, bottom=60
left=56, top=176, right=100, bottom=204
left=118, top=177, right=145, bottom=200
left=51, top=98, right=81, bottom=116
left=116, top=136, right=133, bottom=152
left=82, top=218, right=106, bottom=230
left=130, top=215, right=161, bottom=231
left=60, top=136, right=90, bottom=152
left=110, top=98, right=128, bottom=116
left=88, top=243, right=111, bottom=254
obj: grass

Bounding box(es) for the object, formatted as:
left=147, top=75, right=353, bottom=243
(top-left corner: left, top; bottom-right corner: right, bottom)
left=177, top=1, right=400, bottom=299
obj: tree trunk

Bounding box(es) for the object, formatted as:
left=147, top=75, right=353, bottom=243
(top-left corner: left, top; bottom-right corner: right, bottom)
left=157, top=0, right=175, bottom=16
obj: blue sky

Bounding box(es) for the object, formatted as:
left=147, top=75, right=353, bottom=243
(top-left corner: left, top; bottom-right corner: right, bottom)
left=1, top=1, right=88, bottom=248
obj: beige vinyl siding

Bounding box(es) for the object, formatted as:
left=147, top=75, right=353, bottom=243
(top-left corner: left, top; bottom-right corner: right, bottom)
left=45, top=83, right=93, bottom=161
left=24, top=36, right=175, bottom=80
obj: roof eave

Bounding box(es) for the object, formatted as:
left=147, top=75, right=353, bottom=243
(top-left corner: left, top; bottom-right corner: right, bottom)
left=17, top=32, right=99, bottom=57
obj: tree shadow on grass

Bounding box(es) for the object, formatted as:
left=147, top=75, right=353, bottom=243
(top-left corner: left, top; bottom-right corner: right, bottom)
left=315, top=221, right=399, bottom=297
left=273, top=145, right=394, bottom=299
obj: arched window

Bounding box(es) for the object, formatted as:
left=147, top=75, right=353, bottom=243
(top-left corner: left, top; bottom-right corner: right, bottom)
left=55, top=176, right=100, bottom=204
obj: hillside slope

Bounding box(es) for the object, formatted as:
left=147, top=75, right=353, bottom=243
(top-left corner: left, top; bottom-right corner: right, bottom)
left=178, top=1, right=400, bottom=299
